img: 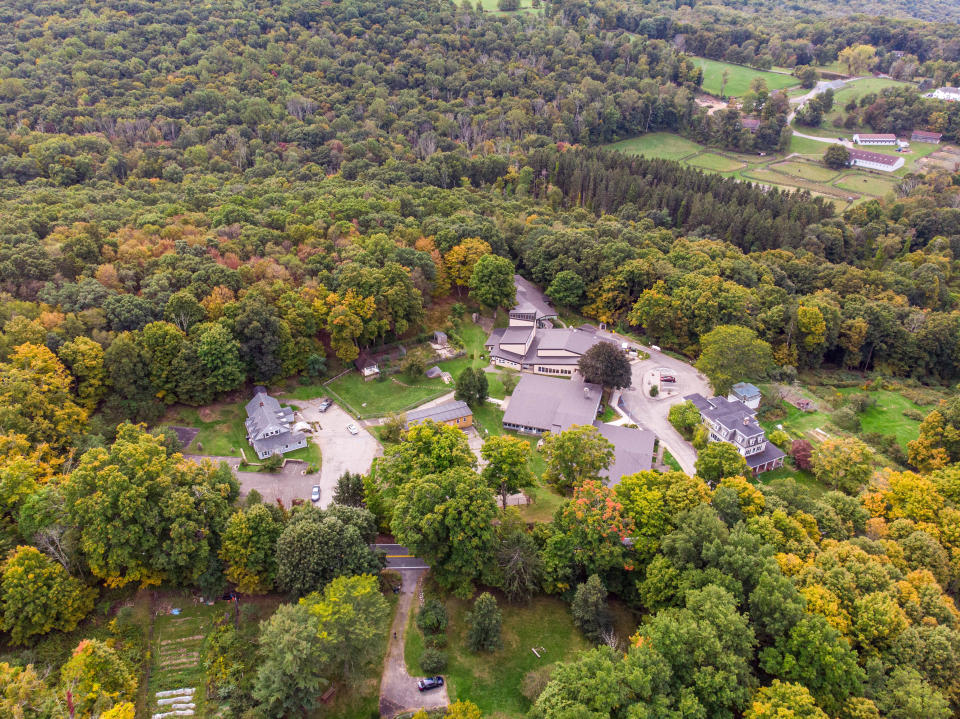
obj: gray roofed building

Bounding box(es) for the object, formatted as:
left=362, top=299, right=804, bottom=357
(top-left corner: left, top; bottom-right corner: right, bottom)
left=405, top=400, right=473, bottom=429
left=485, top=325, right=615, bottom=374
left=503, top=375, right=602, bottom=434
left=594, top=422, right=656, bottom=486
left=245, top=388, right=307, bottom=460
left=511, top=274, right=557, bottom=326
left=729, top=382, right=762, bottom=409
left=685, top=393, right=784, bottom=473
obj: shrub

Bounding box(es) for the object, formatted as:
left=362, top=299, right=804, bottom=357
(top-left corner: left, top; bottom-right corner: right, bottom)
left=521, top=665, right=555, bottom=703
left=425, top=633, right=447, bottom=649
left=831, top=406, right=860, bottom=432
left=768, top=429, right=790, bottom=449
left=902, top=408, right=924, bottom=421
left=846, top=393, right=876, bottom=414
left=420, top=648, right=447, bottom=674
left=791, top=439, right=813, bottom=470
left=649, top=385, right=659, bottom=397
left=416, top=599, right=448, bottom=635
left=261, top=454, right=283, bottom=472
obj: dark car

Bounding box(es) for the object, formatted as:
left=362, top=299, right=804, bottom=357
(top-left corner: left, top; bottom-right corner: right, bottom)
left=417, top=676, right=444, bottom=692
left=317, top=398, right=333, bottom=412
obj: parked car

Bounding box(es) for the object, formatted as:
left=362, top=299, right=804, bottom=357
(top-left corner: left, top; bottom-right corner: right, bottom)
left=347, top=423, right=360, bottom=435
left=417, top=676, right=444, bottom=692
left=317, top=398, right=333, bottom=412
left=660, top=375, right=677, bottom=383
left=311, top=485, right=321, bottom=502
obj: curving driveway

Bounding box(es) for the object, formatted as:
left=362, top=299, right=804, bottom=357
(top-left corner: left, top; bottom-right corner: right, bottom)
left=379, top=570, right=449, bottom=717
left=614, top=347, right=712, bottom=476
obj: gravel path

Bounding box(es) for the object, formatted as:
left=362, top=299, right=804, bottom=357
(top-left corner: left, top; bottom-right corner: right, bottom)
left=379, top=570, right=449, bottom=718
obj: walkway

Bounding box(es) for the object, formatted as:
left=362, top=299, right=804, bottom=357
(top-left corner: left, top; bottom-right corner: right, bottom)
left=379, top=570, right=449, bottom=718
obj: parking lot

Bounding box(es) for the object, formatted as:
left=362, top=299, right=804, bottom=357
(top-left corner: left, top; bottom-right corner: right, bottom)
left=291, top=398, right=381, bottom=508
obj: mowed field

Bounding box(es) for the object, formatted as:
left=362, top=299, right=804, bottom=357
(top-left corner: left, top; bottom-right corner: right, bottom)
left=605, top=132, right=704, bottom=161
left=693, top=57, right=799, bottom=97
left=606, top=128, right=905, bottom=210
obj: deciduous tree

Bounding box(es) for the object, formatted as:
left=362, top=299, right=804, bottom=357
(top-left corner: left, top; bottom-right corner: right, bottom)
left=391, top=467, right=497, bottom=597
left=542, top=425, right=615, bottom=494
left=0, top=546, right=95, bottom=645
left=219, top=504, right=284, bottom=594
left=577, top=342, right=632, bottom=390
left=696, top=325, right=773, bottom=396
left=64, top=424, right=238, bottom=588
left=481, top=435, right=534, bottom=508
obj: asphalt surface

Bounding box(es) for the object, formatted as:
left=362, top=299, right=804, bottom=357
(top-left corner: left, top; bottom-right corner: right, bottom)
left=376, top=544, right=429, bottom=570
left=379, top=569, right=449, bottom=717
left=291, top=398, right=382, bottom=508
left=615, top=347, right=712, bottom=476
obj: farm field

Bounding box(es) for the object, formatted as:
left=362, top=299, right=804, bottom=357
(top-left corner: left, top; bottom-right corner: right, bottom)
left=606, top=127, right=906, bottom=212
left=685, top=151, right=746, bottom=172
left=405, top=594, right=593, bottom=716
left=605, top=132, right=703, bottom=160
left=770, top=160, right=840, bottom=182
left=834, top=172, right=900, bottom=196
left=692, top=57, right=799, bottom=97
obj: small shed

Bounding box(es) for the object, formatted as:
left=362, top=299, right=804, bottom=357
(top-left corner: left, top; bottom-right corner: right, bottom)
left=425, top=365, right=442, bottom=379
left=354, top=352, right=380, bottom=381
left=433, top=330, right=449, bottom=346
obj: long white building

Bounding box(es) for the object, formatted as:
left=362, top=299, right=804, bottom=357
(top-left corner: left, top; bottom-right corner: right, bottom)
left=848, top=148, right=904, bottom=172
left=852, top=133, right=897, bottom=145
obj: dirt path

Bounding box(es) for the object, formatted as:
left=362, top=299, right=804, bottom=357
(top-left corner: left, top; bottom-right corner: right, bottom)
left=379, top=571, right=449, bottom=718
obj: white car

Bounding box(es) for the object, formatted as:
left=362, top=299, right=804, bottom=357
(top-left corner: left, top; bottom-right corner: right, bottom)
left=347, top=423, right=360, bottom=435
left=311, top=485, right=321, bottom=502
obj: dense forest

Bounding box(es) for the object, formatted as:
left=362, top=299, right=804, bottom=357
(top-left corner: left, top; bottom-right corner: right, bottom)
left=2, top=0, right=960, bottom=717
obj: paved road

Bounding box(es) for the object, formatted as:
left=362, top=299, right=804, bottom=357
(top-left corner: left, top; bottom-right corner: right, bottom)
left=379, top=570, right=448, bottom=718
left=788, top=78, right=858, bottom=145
left=290, top=399, right=381, bottom=508
left=376, top=544, right=429, bottom=571
left=616, top=348, right=712, bottom=476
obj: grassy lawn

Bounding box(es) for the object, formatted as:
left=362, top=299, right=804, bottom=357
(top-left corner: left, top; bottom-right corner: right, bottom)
left=692, top=57, right=798, bottom=97
left=606, top=132, right=705, bottom=161
left=756, top=465, right=824, bottom=495
left=663, top=448, right=681, bottom=472
left=686, top=151, right=745, bottom=172
left=163, top=404, right=248, bottom=457
left=771, top=160, right=840, bottom=182
left=833, top=387, right=926, bottom=449
left=326, top=372, right=448, bottom=419
left=788, top=134, right=835, bottom=156
left=439, top=321, right=511, bottom=399
left=598, top=404, right=618, bottom=423
left=406, top=594, right=591, bottom=716
left=833, top=172, right=899, bottom=197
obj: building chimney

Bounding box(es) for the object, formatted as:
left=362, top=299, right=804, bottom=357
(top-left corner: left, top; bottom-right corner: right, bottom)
left=743, top=417, right=749, bottom=425
left=260, top=402, right=265, bottom=407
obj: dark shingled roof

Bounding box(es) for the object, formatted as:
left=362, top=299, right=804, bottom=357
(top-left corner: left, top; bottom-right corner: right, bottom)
left=745, top=442, right=786, bottom=469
